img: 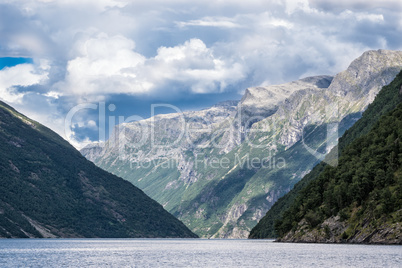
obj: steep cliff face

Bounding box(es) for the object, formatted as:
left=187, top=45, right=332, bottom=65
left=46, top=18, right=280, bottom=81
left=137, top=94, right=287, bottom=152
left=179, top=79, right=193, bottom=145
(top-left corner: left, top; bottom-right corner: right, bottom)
left=82, top=49, right=402, bottom=238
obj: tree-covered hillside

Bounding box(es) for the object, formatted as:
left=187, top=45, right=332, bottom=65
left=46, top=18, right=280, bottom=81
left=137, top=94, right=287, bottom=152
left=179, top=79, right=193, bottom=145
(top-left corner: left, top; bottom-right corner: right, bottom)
left=250, top=70, right=402, bottom=240
left=0, top=101, right=197, bottom=238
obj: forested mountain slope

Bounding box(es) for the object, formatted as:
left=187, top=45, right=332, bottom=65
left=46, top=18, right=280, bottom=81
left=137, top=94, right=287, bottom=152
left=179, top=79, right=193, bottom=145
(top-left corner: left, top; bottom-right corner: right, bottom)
left=0, top=101, right=197, bottom=238
left=250, top=70, right=402, bottom=239
left=250, top=70, right=402, bottom=244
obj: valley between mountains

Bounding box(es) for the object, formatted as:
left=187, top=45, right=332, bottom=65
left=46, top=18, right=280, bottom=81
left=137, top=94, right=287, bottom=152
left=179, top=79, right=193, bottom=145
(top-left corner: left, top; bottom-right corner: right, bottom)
left=81, top=49, right=402, bottom=238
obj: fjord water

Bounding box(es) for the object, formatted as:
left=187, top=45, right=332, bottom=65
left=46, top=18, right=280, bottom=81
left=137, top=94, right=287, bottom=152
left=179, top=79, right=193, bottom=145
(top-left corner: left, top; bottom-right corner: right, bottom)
left=0, top=239, right=401, bottom=267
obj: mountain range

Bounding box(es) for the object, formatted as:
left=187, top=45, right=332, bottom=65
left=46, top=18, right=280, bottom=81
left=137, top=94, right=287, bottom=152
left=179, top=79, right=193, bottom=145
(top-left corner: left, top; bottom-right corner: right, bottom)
left=82, top=49, right=402, bottom=238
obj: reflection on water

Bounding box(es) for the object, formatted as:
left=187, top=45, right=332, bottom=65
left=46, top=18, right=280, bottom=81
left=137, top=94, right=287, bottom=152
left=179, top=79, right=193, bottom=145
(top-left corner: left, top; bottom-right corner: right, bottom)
left=0, top=239, right=401, bottom=267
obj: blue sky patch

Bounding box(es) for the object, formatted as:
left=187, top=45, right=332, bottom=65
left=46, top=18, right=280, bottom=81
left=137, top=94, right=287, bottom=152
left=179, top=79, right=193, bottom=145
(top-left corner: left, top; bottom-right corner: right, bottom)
left=0, top=57, right=33, bottom=70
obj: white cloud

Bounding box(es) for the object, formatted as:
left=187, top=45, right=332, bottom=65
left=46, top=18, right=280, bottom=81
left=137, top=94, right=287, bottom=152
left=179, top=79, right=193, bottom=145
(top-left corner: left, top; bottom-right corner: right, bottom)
left=146, top=38, right=245, bottom=93
left=12, top=0, right=128, bottom=11
left=285, top=0, right=312, bottom=14
left=11, top=33, right=48, bottom=56
left=267, top=18, right=294, bottom=29
left=340, top=10, right=384, bottom=23
left=74, top=119, right=97, bottom=130
left=0, top=62, right=49, bottom=103
left=1, top=0, right=401, bottom=148
left=177, top=17, right=242, bottom=28
left=178, top=14, right=294, bottom=30
left=60, top=33, right=147, bottom=95
left=60, top=36, right=246, bottom=97
left=355, top=13, right=384, bottom=23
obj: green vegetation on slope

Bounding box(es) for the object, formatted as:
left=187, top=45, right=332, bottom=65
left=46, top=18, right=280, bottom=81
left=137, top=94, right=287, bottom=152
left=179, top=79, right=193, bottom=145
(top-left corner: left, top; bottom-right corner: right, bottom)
left=182, top=114, right=359, bottom=238
left=0, top=101, right=197, bottom=238
left=276, top=103, right=402, bottom=242
left=249, top=163, right=327, bottom=238
left=249, top=70, right=402, bottom=239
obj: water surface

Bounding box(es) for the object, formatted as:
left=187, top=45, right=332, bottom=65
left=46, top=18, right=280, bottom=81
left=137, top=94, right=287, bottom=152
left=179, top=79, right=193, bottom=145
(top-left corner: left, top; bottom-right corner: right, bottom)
left=0, top=239, right=400, bottom=267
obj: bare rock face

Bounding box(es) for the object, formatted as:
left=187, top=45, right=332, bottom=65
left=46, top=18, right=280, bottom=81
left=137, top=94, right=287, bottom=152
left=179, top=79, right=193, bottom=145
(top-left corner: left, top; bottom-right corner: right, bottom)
left=80, top=142, right=104, bottom=162
left=240, top=75, right=333, bottom=123
left=220, top=75, right=334, bottom=153
left=81, top=49, right=402, bottom=239
left=279, top=215, right=402, bottom=245
left=329, top=50, right=402, bottom=102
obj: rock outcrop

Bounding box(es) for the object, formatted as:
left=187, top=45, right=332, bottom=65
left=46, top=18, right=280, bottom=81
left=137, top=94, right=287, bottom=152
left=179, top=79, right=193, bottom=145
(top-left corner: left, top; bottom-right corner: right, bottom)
left=278, top=215, right=402, bottom=245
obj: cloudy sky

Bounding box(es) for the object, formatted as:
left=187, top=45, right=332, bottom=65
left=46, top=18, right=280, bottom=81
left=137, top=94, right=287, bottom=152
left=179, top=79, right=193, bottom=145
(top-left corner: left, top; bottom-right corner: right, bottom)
left=1, top=0, right=401, bottom=148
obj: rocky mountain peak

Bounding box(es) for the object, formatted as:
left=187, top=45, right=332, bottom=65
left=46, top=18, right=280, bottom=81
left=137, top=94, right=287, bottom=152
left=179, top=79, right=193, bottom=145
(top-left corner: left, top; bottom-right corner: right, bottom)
left=211, top=100, right=239, bottom=108
left=329, top=49, right=402, bottom=105
left=240, top=75, right=333, bottom=110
